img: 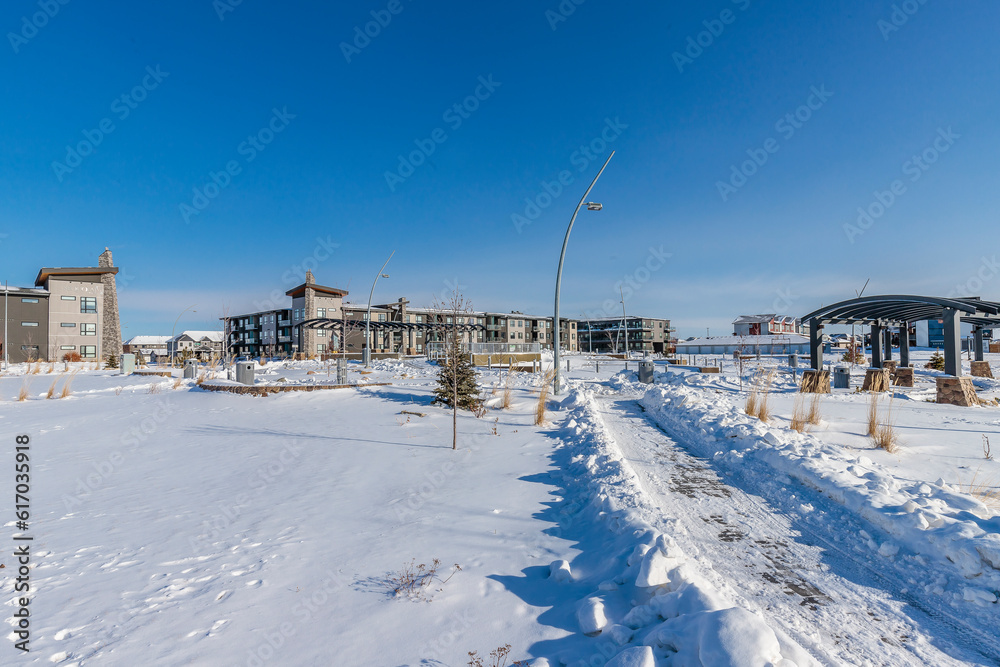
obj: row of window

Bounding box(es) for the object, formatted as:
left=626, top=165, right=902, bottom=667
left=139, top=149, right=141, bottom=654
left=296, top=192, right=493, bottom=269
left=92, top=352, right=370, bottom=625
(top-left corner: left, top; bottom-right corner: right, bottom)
left=21, top=322, right=96, bottom=335
left=53, top=344, right=97, bottom=357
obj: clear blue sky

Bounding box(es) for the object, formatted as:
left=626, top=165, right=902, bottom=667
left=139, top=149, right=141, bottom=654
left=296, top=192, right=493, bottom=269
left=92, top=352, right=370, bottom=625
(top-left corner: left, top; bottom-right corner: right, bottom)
left=2, top=0, right=998, bottom=339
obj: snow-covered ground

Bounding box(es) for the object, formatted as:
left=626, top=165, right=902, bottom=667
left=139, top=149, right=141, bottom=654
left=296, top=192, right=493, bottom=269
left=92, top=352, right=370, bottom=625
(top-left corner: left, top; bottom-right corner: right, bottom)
left=1, top=351, right=997, bottom=665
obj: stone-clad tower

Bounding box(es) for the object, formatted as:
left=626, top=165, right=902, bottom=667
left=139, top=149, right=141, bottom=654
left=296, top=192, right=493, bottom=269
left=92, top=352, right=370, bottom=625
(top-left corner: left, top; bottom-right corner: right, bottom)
left=302, top=270, right=316, bottom=357
left=99, top=248, right=123, bottom=360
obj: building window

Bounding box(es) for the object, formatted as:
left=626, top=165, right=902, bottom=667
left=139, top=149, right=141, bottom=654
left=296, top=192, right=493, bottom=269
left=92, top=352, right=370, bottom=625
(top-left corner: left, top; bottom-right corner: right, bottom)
left=379, top=313, right=386, bottom=322
left=317, top=344, right=326, bottom=354
left=417, top=315, right=423, bottom=323
left=61, top=295, right=76, bottom=301
left=21, top=322, right=38, bottom=327
left=21, top=345, right=39, bottom=355
left=21, top=298, right=38, bottom=303
left=81, top=297, right=97, bottom=313
left=318, top=308, right=326, bottom=318
left=318, top=329, right=327, bottom=337
left=60, top=345, right=76, bottom=350
left=81, top=323, right=97, bottom=336
left=80, top=345, right=97, bottom=358
left=60, top=322, right=76, bottom=328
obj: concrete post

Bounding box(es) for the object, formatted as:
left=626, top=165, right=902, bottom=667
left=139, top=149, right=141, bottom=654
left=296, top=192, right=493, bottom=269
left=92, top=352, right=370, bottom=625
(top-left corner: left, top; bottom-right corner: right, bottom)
left=883, top=327, right=893, bottom=362
left=974, top=327, right=985, bottom=362
left=870, top=324, right=883, bottom=368
left=943, top=308, right=962, bottom=376
left=809, top=319, right=824, bottom=370
left=899, top=325, right=910, bottom=367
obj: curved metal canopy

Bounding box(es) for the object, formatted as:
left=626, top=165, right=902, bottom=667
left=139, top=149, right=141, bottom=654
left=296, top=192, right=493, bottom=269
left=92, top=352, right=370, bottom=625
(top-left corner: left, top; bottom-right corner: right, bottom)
left=801, top=295, right=1000, bottom=327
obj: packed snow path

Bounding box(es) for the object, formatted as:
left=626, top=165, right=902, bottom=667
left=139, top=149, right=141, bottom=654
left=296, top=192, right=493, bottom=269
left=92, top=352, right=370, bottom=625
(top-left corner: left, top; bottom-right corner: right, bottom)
left=592, top=396, right=1000, bottom=667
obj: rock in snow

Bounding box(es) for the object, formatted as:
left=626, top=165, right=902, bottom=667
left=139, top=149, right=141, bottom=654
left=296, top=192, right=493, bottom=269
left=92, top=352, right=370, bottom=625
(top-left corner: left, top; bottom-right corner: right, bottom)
left=576, top=596, right=608, bottom=636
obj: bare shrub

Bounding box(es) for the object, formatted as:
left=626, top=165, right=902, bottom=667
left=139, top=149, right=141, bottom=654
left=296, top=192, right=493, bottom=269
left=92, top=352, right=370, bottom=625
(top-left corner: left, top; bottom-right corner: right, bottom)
left=984, top=435, right=993, bottom=461
left=115, top=386, right=124, bottom=396
left=467, top=644, right=528, bottom=667
left=62, top=351, right=82, bottom=363
left=751, top=370, right=775, bottom=423
left=382, top=559, right=461, bottom=600
left=744, top=387, right=759, bottom=418
left=148, top=382, right=161, bottom=395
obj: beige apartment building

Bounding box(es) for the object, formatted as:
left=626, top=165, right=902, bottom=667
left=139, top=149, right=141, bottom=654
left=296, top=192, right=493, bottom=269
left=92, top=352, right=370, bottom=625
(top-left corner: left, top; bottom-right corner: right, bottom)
left=1, top=250, right=122, bottom=363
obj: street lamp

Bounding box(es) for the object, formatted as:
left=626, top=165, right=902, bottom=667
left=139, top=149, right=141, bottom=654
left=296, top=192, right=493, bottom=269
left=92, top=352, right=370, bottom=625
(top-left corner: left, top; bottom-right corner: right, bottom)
left=553, top=150, right=615, bottom=395
left=364, top=250, right=394, bottom=368
left=170, top=305, right=197, bottom=368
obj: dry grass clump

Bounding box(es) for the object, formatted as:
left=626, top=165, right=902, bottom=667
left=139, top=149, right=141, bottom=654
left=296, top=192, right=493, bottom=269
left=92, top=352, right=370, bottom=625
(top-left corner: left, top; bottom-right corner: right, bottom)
left=501, top=369, right=514, bottom=410
left=807, top=393, right=823, bottom=426
left=789, top=395, right=807, bottom=433
left=47, top=363, right=55, bottom=374
left=30, top=362, right=41, bottom=375
left=870, top=393, right=899, bottom=453
left=534, top=370, right=555, bottom=426
left=18, top=378, right=30, bottom=401
left=46, top=376, right=60, bottom=399
left=60, top=370, right=80, bottom=398
left=745, top=369, right=775, bottom=423
left=173, top=377, right=183, bottom=390
left=866, top=391, right=880, bottom=436
left=960, top=470, right=1000, bottom=515
left=148, top=382, right=161, bottom=395
left=195, top=372, right=207, bottom=386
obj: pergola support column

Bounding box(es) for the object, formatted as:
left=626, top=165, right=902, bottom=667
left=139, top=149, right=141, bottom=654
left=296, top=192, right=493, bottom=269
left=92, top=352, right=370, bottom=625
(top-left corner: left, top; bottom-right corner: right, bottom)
left=809, top=319, right=823, bottom=370
left=883, top=327, right=893, bottom=362
left=899, top=325, right=910, bottom=367
left=870, top=324, right=883, bottom=368
left=943, top=308, right=962, bottom=376
left=974, top=326, right=985, bottom=362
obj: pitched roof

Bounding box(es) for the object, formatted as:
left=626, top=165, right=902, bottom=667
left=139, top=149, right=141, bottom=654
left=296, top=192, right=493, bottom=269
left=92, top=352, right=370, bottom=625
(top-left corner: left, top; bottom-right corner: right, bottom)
left=170, top=331, right=225, bottom=343
left=285, top=282, right=348, bottom=298
left=124, top=335, right=171, bottom=345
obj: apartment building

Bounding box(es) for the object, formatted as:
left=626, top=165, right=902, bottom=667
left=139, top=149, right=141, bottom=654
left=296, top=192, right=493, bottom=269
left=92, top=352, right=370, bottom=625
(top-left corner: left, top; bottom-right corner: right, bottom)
left=733, top=314, right=803, bottom=336
left=167, top=331, right=225, bottom=360
left=1, top=250, right=122, bottom=363
left=578, top=317, right=673, bottom=355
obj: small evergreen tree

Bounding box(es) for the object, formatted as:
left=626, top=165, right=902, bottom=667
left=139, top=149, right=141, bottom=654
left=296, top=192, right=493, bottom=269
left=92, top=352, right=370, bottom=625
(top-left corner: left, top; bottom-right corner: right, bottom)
left=105, top=353, right=119, bottom=370
left=434, top=350, right=480, bottom=410
left=926, top=351, right=945, bottom=371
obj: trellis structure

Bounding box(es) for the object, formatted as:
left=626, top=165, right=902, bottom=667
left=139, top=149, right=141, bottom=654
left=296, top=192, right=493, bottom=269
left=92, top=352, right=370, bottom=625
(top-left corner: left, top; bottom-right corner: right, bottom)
left=801, top=295, right=1000, bottom=376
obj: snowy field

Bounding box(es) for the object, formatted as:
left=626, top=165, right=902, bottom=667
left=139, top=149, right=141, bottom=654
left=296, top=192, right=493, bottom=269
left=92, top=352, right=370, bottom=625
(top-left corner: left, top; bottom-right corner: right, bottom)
left=0, top=351, right=998, bottom=666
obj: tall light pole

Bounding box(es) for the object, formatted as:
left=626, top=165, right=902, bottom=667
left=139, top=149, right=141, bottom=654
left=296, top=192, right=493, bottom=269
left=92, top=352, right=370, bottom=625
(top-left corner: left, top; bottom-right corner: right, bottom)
left=364, top=250, right=394, bottom=368
left=3, top=281, right=8, bottom=370
left=620, top=286, right=628, bottom=360
left=553, top=151, right=614, bottom=394
left=170, top=305, right=197, bottom=368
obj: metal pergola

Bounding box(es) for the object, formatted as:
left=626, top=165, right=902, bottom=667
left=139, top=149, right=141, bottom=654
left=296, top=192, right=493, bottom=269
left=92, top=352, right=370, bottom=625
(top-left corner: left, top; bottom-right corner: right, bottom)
left=801, top=295, right=1000, bottom=376
left=299, top=318, right=487, bottom=352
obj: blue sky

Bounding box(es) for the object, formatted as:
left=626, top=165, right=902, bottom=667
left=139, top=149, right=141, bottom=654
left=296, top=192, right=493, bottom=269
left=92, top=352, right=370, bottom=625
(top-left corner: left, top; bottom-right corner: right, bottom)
left=2, top=0, right=998, bottom=339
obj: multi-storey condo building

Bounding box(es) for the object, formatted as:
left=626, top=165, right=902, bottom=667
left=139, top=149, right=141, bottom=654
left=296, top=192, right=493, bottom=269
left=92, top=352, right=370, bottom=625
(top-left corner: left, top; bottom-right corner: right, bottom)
left=1, top=250, right=122, bottom=363
left=224, top=274, right=588, bottom=358
left=578, top=317, right=673, bottom=355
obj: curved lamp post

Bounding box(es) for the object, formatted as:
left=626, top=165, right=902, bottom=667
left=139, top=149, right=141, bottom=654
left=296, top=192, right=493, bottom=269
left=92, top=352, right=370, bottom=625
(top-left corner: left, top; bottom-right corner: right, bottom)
left=170, top=305, right=197, bottom=368
left=553, top=150, right=614, bottom=394
left=364, top=250, right=394, bottom=367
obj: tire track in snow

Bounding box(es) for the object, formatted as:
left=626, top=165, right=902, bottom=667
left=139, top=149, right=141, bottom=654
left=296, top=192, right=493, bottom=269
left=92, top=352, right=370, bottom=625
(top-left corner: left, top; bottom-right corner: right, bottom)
left=593, top=396, right=987, bottom=667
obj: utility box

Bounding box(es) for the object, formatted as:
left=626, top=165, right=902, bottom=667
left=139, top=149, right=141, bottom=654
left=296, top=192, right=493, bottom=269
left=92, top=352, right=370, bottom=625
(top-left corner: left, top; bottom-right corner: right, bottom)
left=183, top=359, right=197, bottom=379
left=638, top=361, right=655, bottom=384
left=120, top=354, right=135, bottom=375
left=833, top=366, right=850, bottom=389
left=336, top=357, right=348, bottom=385
left=235, top=361, right=255, bottom=385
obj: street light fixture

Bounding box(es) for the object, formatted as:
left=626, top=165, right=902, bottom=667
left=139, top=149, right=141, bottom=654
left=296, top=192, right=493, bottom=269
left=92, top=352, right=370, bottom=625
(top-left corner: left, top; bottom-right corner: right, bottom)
left=364, top=251, right=394, bottom=368
left=170, top=305, right=197, bottom=368
left=553, top=150, right=615, bottom=395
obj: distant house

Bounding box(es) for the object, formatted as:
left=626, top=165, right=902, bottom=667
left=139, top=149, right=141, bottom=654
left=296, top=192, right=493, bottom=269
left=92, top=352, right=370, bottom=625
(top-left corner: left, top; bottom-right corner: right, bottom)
left=733, top=314, right=802, bottom=336
left=123, top=335, right=171, bottom=361
left=167, top=331, right=225, bottom=360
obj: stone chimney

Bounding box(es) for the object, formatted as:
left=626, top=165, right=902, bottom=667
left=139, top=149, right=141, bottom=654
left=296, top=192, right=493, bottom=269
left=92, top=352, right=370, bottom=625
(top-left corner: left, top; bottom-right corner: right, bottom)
left=98, top=248, right=123, bottom=360
left=305, top=270, right=315, bottom=284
